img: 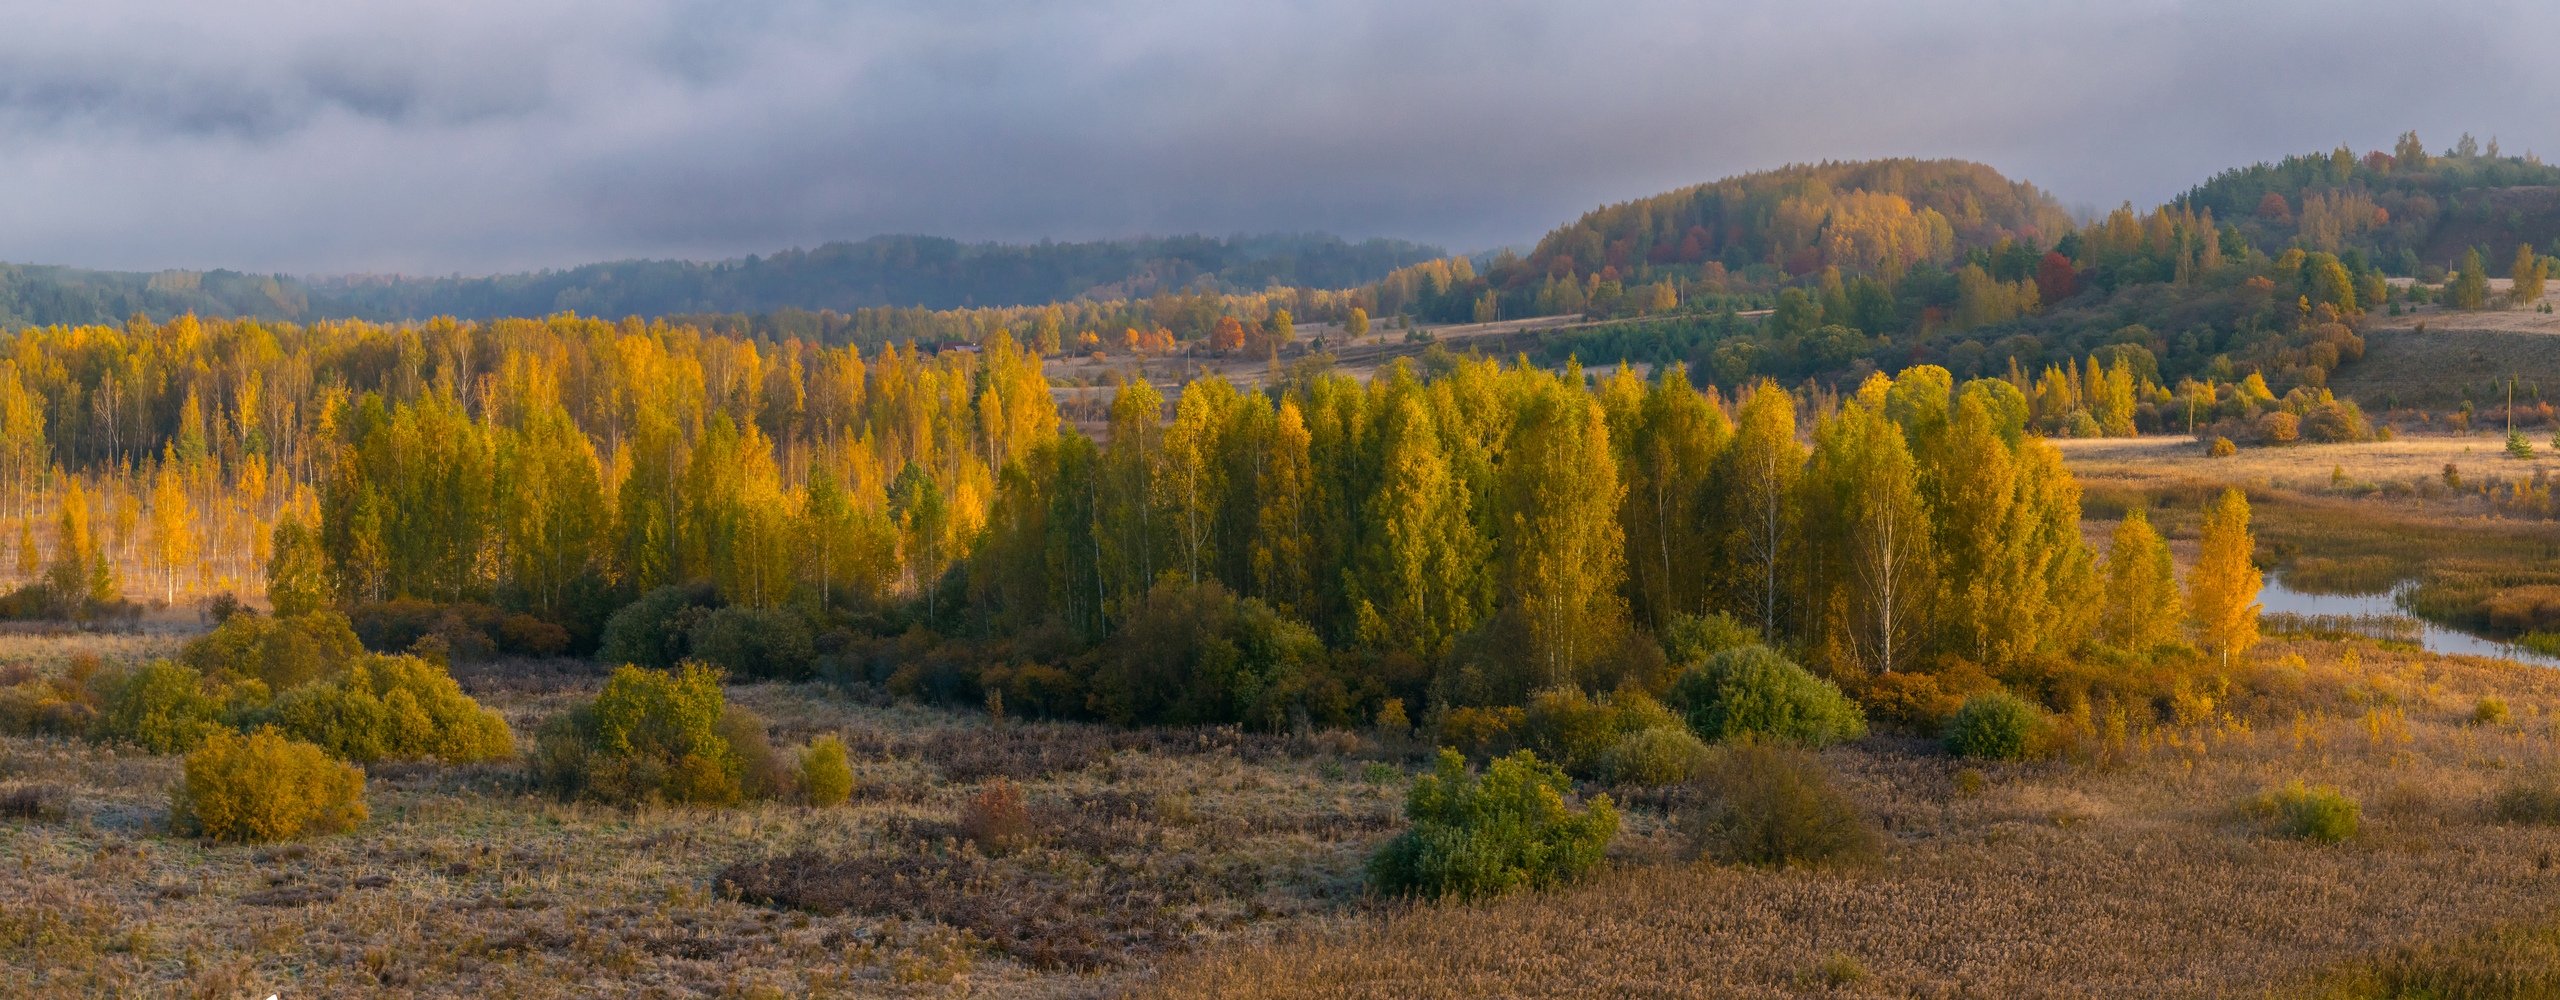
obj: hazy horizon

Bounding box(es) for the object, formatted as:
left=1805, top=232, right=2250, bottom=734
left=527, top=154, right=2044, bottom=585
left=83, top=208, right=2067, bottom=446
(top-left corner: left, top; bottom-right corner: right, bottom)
left=6, top=0, right=2556, bottom=276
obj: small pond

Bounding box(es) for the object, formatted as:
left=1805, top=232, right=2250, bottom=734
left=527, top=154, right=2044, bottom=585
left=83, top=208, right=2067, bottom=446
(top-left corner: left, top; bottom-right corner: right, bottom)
left=2261, top=575, right=2560, bottom=667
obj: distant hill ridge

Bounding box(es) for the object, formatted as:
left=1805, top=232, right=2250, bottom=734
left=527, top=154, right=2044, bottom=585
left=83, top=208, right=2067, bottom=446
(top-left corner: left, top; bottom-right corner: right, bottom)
left=0, top=232, right=1446, bottom=330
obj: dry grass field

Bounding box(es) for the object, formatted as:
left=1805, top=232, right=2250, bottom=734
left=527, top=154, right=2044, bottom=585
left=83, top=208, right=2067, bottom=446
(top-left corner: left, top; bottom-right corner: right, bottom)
left=1143, top=638, right=2560, bottom=998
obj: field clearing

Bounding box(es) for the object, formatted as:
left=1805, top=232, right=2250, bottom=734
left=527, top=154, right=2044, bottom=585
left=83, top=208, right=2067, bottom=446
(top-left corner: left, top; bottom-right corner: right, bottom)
left=2056, top=432, right=2560, bottom=496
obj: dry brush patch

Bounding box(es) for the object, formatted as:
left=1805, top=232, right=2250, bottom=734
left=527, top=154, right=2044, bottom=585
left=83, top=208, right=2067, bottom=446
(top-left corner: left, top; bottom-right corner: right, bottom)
left=0, top=659, right=1407, bottom=997
left=1140, top=638, right=2560, bottom=999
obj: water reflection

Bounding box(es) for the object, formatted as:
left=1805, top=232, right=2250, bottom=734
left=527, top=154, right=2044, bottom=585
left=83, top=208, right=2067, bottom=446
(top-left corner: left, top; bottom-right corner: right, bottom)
left=2260, top=576, right=2560, bottom=667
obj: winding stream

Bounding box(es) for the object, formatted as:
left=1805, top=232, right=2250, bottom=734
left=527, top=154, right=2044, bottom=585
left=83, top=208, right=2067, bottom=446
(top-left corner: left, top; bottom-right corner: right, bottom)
left=2261, top=575, right=2560, bottom=667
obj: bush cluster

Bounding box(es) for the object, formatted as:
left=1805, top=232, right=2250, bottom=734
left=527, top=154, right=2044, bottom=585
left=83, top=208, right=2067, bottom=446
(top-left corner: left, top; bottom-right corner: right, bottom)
left=170, top=727, right=368, bottom=843
left=1367, top=749, right=1618, bottom=900
left=1668, top=645, right=1866, bottom=747
left=533, top=662, right=779, bottom=806
left=688, top=605, right=818, bottom=681
left=350, top=599, right=573, bottom=661
left=1520, top=685, right=1702, bottom=784
left=595, top=585, right=718, bottom=670
left=1944, top=690, right=2041, bottom=760
left=266, top=654, right=516, bottom=763
left=2256, top=780, right=2359, bottom=843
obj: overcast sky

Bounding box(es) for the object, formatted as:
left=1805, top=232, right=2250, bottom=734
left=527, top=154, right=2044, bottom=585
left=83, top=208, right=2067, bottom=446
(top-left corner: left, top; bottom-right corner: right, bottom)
left=3, top=0, right=2554, bottom=276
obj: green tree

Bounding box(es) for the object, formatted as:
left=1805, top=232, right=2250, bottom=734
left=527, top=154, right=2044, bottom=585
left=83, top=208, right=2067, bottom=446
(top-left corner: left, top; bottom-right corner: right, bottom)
left=2452, top=248, right=2491, bottom=310
left=266, top=515, right=331, bottom=618
left=1623, top=368, right=1730, bottom=626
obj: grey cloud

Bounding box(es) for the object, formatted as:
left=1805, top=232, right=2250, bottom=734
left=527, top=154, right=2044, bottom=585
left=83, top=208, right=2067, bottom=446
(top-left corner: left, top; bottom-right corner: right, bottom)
left=1, top=0, right=2556, bottom=274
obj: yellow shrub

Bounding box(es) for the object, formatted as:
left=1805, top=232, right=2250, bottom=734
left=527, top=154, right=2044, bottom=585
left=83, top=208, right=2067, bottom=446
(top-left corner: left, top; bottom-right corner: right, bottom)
left=800, top=735, right=853, bottom=807
left=267, top=654, right=514, bottom=763
left=171, top=727, right=367, bottom=843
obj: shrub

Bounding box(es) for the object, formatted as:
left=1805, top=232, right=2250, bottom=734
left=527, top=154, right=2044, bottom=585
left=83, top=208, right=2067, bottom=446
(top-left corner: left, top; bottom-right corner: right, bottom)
left=1944, top=690, right=2040, bottom=760
left=98, top=660, right=226, bottom=753
left=1088, top=578, right=1336, bottom=730
left=595, top=585, right=715, bottom=670
left=1600, top=725, right=1711, bottom=786
left=1659, top=611, right=1756, bottom=667
left=1668, top=645, right=1866, bottom=747
left=1524, top=686, right=1686, bottom=780
left=2493, top=780, right=2560, bottom=824
left=688, top=606, right=818, bottom=681
left=498, top=613, right=571, bottom=657
left=1689, top=740, right=1881, bottom=867
left=180, top=610, right=364, bottom=691
left=2256, top=780, right=2359, bottom=843
left=720, top=705, right=792, bottom=800
left=2209, top=436, right=2237, bottom=457
left=1366, top=749, right=1618, bottom=900
left=961, top=778, right=1032, bottom=854
left=265, top=654, right=515, bottom=763
left=800, top=735, right=853, bottom=807
left=170, top=728, right=367, bottom=842
left=2474, top=695, right=2512, bottom=726
left=532, top=663, right=746, bottom=806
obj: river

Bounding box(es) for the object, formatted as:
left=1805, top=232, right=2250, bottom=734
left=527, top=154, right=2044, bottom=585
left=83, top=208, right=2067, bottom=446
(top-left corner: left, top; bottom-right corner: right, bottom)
left=2260, top=575, right=2560, bottom=667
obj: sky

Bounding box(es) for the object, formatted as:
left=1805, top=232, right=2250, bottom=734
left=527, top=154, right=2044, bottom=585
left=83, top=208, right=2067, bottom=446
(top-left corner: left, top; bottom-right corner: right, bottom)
left=3, top=0, right=2555, bottom=276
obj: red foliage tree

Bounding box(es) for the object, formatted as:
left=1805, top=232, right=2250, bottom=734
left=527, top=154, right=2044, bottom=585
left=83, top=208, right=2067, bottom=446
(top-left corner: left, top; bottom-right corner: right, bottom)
left=2036, top=251, right=2079, bottom=305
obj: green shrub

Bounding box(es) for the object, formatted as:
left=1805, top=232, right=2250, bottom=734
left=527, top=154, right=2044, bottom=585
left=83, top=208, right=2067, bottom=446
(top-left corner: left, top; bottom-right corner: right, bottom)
left=265, top=654, right=515, bottom=763
left=1689, top=740, right=1882, bottom=867
left=98, top=660, right=227, bottom=753
left=1668, top=645, right=1866, bottom=746
left=1088, top=578, right=1337, bottom=730
left=1522, top=686, right=1685, bottom=779
left=688, top=606, right=817, bottom=681
left=1367, top=749, right=1618, bottom=900
left=1944, top=690, right=2040, bottom=760
left=595, top=585, right=713, bottom=669
left=180, top=610, right=364, bottom=691
left=1660, top=612, right=1756, bottom=665
left=1600, top=725, right=1712, bottom=786
left=2474, top=695, right=2511, bottom=726
left=170, top=727, right=367, bottom=842
left=2256, top=780, right=2359, bottom=843
left=800, top=735, right=853, bottom=807
left=532, top=662, right=749, bottom=806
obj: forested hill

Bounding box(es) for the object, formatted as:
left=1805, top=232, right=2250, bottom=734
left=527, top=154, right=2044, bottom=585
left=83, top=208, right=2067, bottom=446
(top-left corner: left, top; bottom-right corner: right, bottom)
left=0, top=233, right=1444, bottom=330
left=1524, top=159, right=2073, bottom=285
left=2175, top=131, right=2560, bottom=273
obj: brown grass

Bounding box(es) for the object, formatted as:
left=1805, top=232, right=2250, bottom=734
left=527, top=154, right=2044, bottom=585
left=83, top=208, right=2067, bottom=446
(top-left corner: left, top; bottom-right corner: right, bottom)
left=1139, top=637, right=2560, bottom=998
